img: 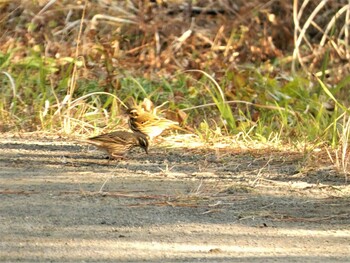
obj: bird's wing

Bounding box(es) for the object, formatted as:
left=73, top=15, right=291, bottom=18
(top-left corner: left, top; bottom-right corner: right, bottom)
left=89, top=131, right=134, bottom=144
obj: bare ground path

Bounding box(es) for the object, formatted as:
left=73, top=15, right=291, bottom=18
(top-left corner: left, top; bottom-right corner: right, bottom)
left=0, top=134, right=349, bottom=262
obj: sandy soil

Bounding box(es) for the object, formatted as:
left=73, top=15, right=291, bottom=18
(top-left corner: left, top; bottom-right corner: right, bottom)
left=0, top=134, right=349, bottom=262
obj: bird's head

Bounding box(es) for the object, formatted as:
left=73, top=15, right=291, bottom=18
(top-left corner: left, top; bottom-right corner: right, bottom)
left=126, top=108, right=140, bottom=118
left=137, top=133, right=149, bottom=154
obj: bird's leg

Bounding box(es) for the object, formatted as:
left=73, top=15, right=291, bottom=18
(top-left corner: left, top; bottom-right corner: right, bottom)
left=109, top=152, right=127, bottom=160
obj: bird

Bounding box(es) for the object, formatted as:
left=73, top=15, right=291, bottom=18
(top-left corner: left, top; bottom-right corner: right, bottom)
left=85, top=130, right=149, bottom=160
left=126, top=107, right=179, bottom=140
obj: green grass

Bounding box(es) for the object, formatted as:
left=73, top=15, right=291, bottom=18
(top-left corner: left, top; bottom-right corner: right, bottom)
left=1, top=47, right=350, bottom=144
left=1, top=48, right=350, bottom=179
left=0, top=1, right=350, bottom=177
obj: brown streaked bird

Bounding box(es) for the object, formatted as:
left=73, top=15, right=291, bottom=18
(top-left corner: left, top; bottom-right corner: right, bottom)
left=126, top=107, right=179, bottom=140
left=85, top=131, right=149, bottom=159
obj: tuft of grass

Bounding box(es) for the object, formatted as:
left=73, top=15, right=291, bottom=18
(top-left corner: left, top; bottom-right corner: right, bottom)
left=1, top=48, right=350, bottom=156
left=316, top=76, right=350, bottom=178
left=187, top=69, right=236, bottom=132
left=0, top=0, right=349, bottom=175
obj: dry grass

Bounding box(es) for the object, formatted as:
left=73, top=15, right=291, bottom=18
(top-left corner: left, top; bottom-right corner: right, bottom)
left=1, top=1, right=350, bottom=175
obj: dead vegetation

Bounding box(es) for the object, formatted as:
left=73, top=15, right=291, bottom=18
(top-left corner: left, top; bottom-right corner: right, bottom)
left=1, top=0, right=349, bottom=79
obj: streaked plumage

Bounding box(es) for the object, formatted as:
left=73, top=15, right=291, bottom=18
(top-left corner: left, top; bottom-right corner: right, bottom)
left=127, top=107, right=179, bottom=140
left=86, top=131, right=149, bottom=159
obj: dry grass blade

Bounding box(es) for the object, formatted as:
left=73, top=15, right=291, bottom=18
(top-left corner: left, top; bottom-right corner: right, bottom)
left=319, top=5, right=350, bottom=48
left=62, top=0, right=87, bottom=134
left=292, top=0, right=328, bottom=72
left=90, top=14, right=137, bottom=29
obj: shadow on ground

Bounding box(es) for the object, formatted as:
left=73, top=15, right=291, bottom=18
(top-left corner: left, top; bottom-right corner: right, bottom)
left=0, top=137, right=349, bottom=262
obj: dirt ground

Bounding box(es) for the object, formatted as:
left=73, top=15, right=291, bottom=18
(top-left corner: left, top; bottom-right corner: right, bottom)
left=0, top=133, right=349, bottom=262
